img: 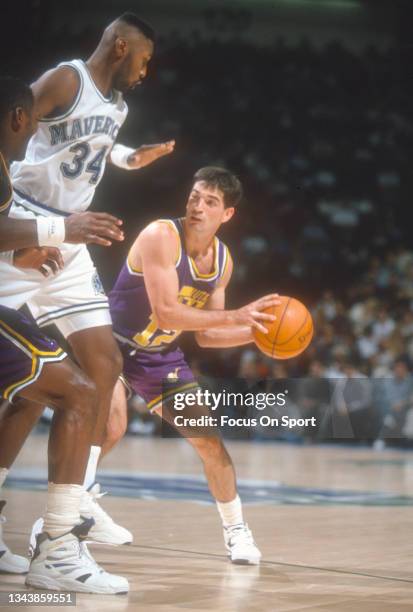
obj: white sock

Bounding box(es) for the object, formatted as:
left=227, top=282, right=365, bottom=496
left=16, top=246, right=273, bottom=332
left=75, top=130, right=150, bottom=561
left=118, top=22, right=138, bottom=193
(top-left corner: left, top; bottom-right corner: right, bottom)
left=216, top=494, right=243, bottom=528
left=0, top=468, right=8, bottom=518
left=83, top=446, right=101, bottom=491
left=0, top=467, right=8, bottom=491
left=43, top=483, right=83, bottom=538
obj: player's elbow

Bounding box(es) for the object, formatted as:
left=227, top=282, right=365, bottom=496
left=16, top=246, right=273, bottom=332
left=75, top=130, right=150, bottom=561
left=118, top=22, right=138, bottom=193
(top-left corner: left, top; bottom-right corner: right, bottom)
left=154, top=304, right=176, bottom=330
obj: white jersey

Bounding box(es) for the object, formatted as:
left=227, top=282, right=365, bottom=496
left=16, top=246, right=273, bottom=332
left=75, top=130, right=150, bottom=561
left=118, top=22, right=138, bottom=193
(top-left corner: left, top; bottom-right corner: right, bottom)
left=11, top=59, right=128, bottom=215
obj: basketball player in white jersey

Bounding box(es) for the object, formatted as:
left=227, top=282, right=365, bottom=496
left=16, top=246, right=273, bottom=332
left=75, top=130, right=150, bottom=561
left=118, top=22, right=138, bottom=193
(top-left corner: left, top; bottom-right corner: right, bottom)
left=0, top=78, right=129, bottom=593
left=0, top=13, right=173, bottom=546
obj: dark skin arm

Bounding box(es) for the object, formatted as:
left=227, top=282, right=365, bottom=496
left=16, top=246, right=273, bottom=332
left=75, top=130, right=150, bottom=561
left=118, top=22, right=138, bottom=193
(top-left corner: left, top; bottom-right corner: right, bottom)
left=33, top=66, right=175, bottom=169
left=0, top=217, right=38, bottom=251
left=0, top=212, right=124, bottom=253
left=0, top=67, right=75, bottom=251
left=31, top=65, right=80, bottom=119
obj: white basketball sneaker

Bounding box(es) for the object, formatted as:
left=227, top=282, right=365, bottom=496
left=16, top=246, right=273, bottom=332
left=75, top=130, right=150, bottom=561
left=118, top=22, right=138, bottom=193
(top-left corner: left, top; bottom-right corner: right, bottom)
left=223, top=523, right=262, bottom=565
left=26, top=518, right=129, bottom=594
left=80, top=484, right=133, bottom=545
left=29, top=484, right=133, bottom=552
left=0, top=500, right=29, bottom=574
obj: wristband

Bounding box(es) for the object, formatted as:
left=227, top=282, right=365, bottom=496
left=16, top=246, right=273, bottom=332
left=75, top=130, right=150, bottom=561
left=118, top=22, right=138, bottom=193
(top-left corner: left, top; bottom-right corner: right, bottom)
left=110, top=144, right=135, bottom=170
left=0, top=251, right=14, bottom=265
left=36, top=216, right=66, bottom=247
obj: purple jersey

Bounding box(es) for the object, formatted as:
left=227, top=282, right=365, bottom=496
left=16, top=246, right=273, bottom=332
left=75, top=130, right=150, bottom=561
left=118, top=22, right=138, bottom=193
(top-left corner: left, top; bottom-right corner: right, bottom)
left=109, top=218, right=231, bottom=354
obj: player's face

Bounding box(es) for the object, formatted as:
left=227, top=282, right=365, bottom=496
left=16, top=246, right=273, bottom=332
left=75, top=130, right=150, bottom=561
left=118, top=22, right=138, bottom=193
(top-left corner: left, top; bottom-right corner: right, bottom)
left=11, top=106, right=37, bottom=161
left=114, top=38, right=154, bottom=92
left=185, top=181, right=235, bottom=234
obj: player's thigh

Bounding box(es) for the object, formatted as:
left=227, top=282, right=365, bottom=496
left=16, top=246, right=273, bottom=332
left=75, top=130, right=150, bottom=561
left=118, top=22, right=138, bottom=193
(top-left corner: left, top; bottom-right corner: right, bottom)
left=20, top=358, right=97, bottom=413
left=26, top=243, right=109, bottom=333
left=68, top=324, right=123, bottom=382
left=122, top=348, right=198, bottom=413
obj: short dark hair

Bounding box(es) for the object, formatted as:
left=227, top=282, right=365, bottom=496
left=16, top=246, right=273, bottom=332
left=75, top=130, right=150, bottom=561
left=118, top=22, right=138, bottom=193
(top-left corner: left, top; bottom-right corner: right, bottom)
left=118, top=12, right=155, bottom=42
left=193, top=166, right=243, bottom=208
left=0, top=77, right=33, bottom=122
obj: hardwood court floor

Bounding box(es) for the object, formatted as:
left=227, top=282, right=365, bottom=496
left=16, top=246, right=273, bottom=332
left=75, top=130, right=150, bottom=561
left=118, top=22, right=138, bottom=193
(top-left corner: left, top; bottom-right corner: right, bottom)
left=1, top=435, right=413, bottom=611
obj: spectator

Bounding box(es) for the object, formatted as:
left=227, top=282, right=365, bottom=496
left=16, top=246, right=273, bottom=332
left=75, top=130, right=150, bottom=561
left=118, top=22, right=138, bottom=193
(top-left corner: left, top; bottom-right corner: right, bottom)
left=380, top=358, right=413, bottom=441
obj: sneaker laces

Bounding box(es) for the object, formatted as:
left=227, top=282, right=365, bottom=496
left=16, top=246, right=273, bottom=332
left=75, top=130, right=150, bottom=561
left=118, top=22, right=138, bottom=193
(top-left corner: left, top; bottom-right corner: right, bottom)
left=85, top=485, right=114, bottom=525
left=78, top=542, right=103, bottom=572
left=226, top=523, right=254, bottom=546
left=53, top=535, right=102, bottom=574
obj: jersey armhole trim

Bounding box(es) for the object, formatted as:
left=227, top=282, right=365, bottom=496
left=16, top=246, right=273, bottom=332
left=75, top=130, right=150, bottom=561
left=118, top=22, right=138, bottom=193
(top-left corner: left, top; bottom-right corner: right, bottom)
left=127, top=220, right=182, bottom=274
left=126, top=253, right=144, bottom=276
left=0, top=153, right=13, bottom=213
left=188, top=236, right=219, bottom=281
left=157, top=219, right=182, bottom=267
left=221, top=244, right=232, bottom=280
left=80, top=60, right=114, bottom=104
left=38, top=64, right=84, bottom=124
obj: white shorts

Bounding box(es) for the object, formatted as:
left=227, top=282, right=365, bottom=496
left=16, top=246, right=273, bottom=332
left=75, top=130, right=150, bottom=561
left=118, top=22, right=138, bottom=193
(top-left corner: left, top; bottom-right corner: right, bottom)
left=0, top=201, right=111, bottom=338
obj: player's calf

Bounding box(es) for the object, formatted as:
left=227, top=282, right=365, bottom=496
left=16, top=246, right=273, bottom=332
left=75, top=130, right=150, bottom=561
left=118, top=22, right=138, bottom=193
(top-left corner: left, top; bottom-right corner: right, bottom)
left=101, top=378, right=129, bottom=456
left=187, top=435, right=262, bottom=565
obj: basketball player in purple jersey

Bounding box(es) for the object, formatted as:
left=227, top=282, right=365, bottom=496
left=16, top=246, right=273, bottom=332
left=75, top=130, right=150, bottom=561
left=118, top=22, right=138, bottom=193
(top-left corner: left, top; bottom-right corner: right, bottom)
left=0, top=77, right=128, bottom=592
left=107, top=167, right=281, bottom=564
left=0, top=13, right=174, bottom=547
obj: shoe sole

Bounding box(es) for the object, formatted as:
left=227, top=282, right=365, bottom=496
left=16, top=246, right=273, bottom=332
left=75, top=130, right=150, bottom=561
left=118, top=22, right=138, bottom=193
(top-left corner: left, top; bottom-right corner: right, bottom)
left=26, top=575, right=128, bottom=595
left=231, top=557, right=261, bottom=565
left=227, top=552, right=261, bottom=566
left=85, top=539, right=133, bottom=546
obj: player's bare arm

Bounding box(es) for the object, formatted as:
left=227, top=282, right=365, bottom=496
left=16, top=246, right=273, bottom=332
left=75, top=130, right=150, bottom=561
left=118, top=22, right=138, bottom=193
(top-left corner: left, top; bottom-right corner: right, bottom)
left=195, top=257, right=256, bottom=348
left=9, top=212, right=124, bottom=276
left=32, top=67, right=174, bottom=170
left=31, top=66, right=80, bottom=119
left=132, top=221, right=280, bottom=333
left=0, top=212, right=124, bottom=253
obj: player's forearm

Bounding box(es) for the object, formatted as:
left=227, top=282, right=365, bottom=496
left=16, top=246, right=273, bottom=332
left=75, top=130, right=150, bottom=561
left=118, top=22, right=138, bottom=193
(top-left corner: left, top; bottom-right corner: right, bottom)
left=155, top=301, right=236, bottom=331
left=0, top=219, right=38, bottom=251
left=196, top=326, right=254, bottom=348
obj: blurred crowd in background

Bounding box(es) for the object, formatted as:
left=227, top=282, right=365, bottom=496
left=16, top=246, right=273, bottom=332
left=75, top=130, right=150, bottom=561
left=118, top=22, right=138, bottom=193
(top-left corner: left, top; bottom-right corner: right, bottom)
left=6, top=7, right=413, bottom=445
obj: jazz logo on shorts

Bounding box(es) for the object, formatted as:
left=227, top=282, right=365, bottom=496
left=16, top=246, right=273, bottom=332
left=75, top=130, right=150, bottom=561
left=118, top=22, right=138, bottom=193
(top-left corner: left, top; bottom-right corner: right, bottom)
left=167, top=368, right=181, bottom=381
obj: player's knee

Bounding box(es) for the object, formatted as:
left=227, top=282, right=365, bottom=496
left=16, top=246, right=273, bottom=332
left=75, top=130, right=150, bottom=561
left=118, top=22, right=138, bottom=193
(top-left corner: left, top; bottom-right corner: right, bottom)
left=89, top=347, right=123, bottom=388
left=59, top=373, right=98, bottom=421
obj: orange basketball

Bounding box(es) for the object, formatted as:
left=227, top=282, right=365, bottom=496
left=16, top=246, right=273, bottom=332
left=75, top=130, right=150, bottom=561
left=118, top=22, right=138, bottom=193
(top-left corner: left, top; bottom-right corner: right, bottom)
left=252, top=296, right=313, bottom=359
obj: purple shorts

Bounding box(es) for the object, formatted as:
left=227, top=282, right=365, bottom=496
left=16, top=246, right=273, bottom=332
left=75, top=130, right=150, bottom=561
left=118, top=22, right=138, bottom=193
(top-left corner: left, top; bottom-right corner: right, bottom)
left=0, top=305, right=66, bottom=402
left=119, top=344, right=199, bottom=411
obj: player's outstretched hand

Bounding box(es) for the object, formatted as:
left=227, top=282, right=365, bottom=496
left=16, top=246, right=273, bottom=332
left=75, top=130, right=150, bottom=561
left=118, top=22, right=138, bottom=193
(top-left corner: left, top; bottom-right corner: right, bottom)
left=65, top=212, right=124, bottom=247
left=127, top=140, right=175, bottom=169
left=14, top=247, right=64, bottom=277
left=232, top=294, right=282, bottom=334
